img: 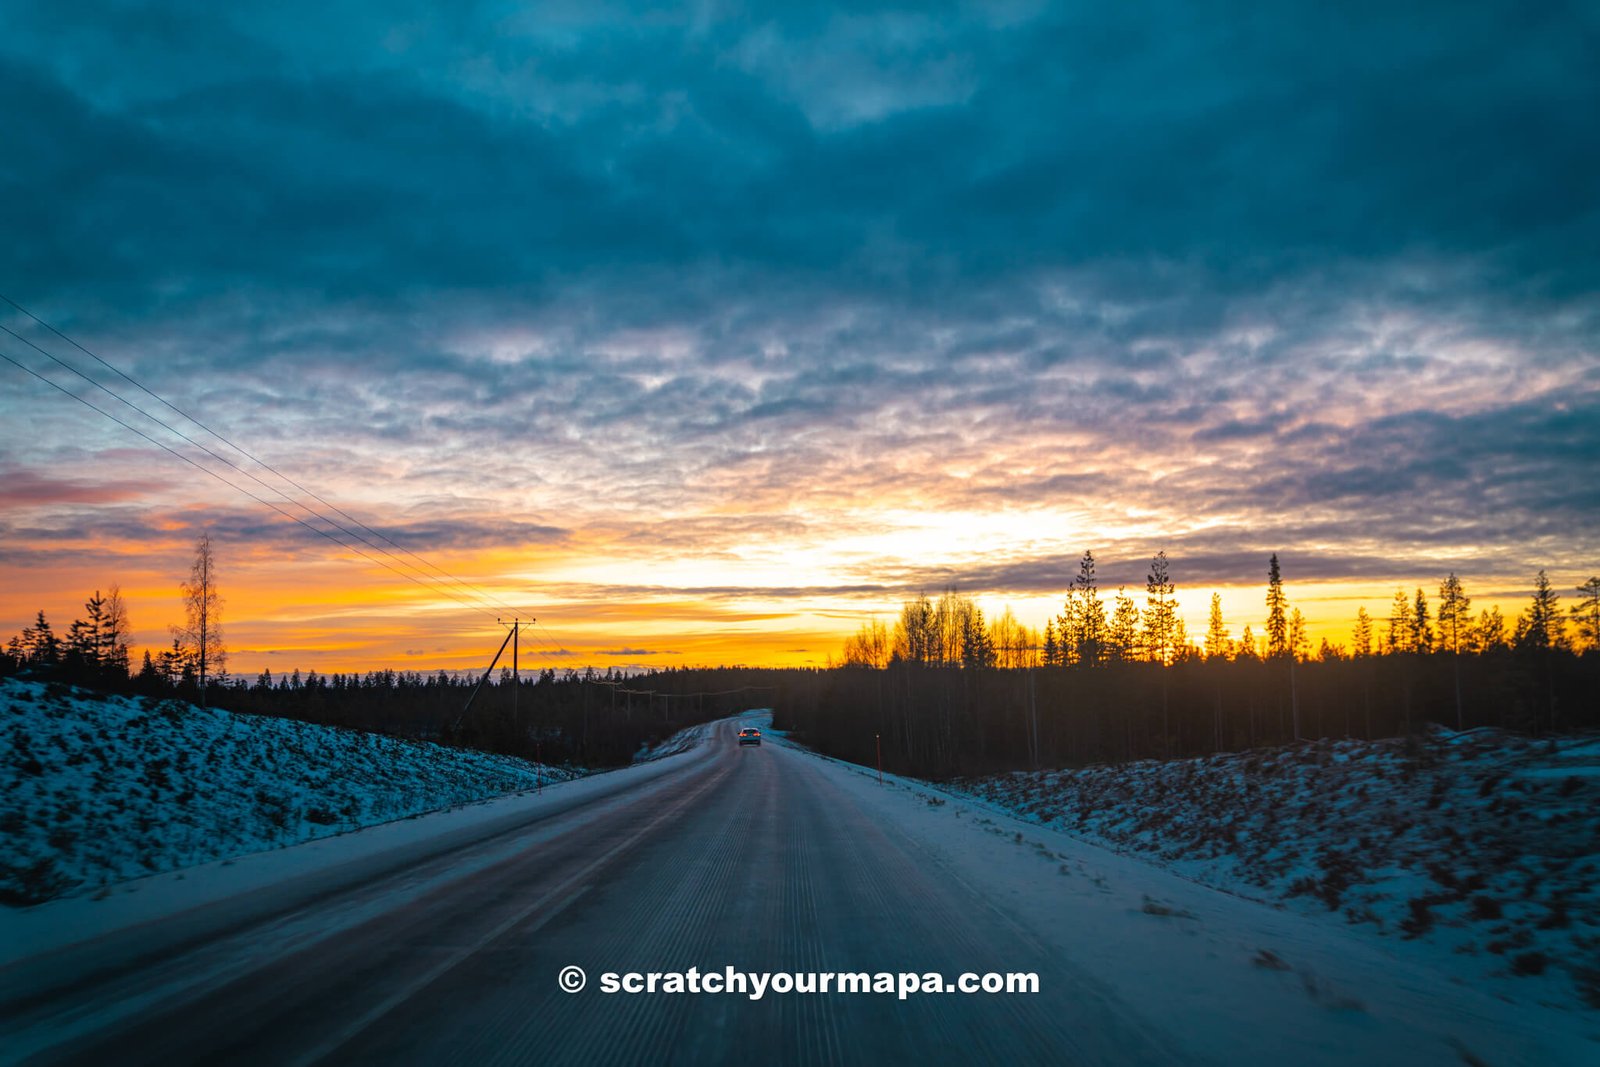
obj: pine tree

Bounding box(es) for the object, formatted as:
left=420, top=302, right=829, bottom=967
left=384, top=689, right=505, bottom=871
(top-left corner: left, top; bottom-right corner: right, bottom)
left=1104, top=588, right=1138, bottom=662
left=959, top=605, right=995, bottom=669
left=61, top=589, right=130, bottom=682
left=1204, top=593, right=1230, bottom=660
left=65, top=615, right=98, bottom=672
left=136, top=649, right=161, bottom=689
left=1143, top=551, right=1175, bottom=665
left=1352, top=607, right=1373, bottom=657
left=1437, top=574, right=1471, bottom=654
left=1571, top=576, right=1600, bottom=653
left=1387, top=589, right=1414, bottom=654
left=1289, top=608, right=1310, bottom=661
left=22, top=611, right=59, bottom=666
left=1514, top=570, right=1563, bottom=652
left=1438, top=573, right=1471, bottom=728
left=1411, top=588, right=1433, bottom=653
left=1473, top=606, right=1507, bottom=654
left=1514, top=570, right=1565, bottom=731
left=1238, top=625, right=1257, bottom=660
left=157, top=637, right=187, bottom=686
left=1069, top=552, right=1105, bottom=667
left=1265, top=554, right=1288, bottom=658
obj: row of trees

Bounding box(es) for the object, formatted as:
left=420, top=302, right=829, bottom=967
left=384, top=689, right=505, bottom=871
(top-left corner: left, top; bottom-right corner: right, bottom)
left=217, top=665, right=779, bottom=767
left=0, top=534, right=757, bottom=767
left=790, top=554, right=1600, bottom=777
left=841, top=552, right=1600, bottom=670
left=3, top=534, right=228, bottom=702
left=6, top=590, right=133, bottom=687
left=8, top=536, right=1596, bottom=778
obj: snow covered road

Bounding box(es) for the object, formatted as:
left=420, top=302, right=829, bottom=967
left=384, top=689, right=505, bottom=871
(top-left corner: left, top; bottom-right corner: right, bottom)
left=2, top=716, right=1591, bottom=1065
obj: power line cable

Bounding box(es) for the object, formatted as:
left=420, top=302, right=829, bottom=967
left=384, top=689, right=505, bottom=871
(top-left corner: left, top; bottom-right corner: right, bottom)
left=0, top=347, right=504, bottom=623
left=0, top=291, right=530, bottom=620
left=0, top=320, right=518, bottom=621
left=535, top=622, right=571, bottom=655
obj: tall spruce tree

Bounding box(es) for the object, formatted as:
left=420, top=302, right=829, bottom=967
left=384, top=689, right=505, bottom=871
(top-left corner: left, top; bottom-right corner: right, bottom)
left=1352, top=607, right=1373, bottom=657
left=1204, top=593, right=1230, bottom=660
left=1265, top=554, right=1288, bottom=658
left=1411, top=588, right=1433, bottom=653
left=1068, top=551, right=1105, bottom=667
left=1438, top=573, right=1471, bottom=728
left=1143, top=551, right=1176, bottom=665
left=1388, top=590, right=1414, bottom=654
left=1515, top=570, right=1563, bottom=652
left=1437, top=575, right=1470, bottom=654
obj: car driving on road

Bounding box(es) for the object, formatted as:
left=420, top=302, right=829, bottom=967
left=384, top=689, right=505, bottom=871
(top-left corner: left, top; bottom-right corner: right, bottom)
left=738, top=727, right=761, bottom=746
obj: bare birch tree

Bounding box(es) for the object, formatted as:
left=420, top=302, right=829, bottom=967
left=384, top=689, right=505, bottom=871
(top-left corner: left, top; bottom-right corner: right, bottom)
left=175, top=533, right=226, bottom=705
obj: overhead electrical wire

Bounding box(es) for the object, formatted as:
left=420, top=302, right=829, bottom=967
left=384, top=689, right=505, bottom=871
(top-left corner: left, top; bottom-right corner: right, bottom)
left=0, top=291, right=537, bottom=623
left=0, top=326, right=514, bottom=622
left=0, top=321, right=514, bottom=619
left=0, top=346, right=521, bottom=623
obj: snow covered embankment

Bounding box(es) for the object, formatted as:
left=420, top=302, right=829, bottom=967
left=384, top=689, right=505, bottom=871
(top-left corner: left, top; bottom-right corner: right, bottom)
left=0, top=678, right=578, bottom=907
left=953, top=727, right=1600, bottom=1011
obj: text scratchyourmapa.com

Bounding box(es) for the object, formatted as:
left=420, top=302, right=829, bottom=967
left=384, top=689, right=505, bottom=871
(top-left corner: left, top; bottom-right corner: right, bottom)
left=558, top=966, right=1040, bottom=1001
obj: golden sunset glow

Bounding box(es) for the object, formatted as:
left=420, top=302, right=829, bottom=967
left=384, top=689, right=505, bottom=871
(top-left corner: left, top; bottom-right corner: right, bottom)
left=2, top=481, right=1587, bottom=676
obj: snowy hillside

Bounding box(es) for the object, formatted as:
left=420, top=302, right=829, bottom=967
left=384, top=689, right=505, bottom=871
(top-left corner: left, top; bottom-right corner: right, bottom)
left=0, top=678, right=579, bottom=906
left=951, top=727, right=1600, bottom=1011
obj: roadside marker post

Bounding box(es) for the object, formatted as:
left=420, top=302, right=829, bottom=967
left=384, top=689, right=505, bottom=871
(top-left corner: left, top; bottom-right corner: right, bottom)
left=876, top=733, right=883, bottom=785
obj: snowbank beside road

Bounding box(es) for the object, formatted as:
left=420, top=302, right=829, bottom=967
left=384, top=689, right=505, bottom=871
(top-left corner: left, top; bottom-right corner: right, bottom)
left=0, top=678, right=580, bottom=907
left=766, top=719, right=1599, bottom=1065
left=633, top=720, right=715, bottom=762
left=947, top=727, right=1600, bottom=1013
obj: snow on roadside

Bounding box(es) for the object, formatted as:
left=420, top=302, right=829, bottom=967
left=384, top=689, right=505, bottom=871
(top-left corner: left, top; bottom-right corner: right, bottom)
left=0, top=678, right=580, bottom=906
left=633, top=720, right=716, bottom=762
left=780, top=733, right=1598, bottom=1066
left=944, top=726, right=1600, bottom=1013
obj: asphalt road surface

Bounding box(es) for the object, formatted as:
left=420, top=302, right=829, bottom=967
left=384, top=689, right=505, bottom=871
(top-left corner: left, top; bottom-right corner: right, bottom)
left=2, top=720, right=1181, bottom=1066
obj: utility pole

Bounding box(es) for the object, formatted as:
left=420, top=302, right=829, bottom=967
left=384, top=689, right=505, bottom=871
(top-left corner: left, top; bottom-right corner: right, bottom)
left=455, top=617, right=533, bottom=738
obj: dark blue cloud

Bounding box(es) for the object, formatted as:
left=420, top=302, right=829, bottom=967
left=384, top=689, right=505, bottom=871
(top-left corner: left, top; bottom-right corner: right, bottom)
left=1, top=0, right=1596, bottom=599
left=4, top=1, right=1594, bottom=308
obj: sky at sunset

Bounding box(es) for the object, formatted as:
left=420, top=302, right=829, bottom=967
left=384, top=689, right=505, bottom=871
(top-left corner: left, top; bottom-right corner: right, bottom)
left=2, top=1, right=1597, bottom=674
